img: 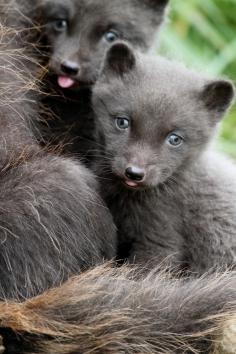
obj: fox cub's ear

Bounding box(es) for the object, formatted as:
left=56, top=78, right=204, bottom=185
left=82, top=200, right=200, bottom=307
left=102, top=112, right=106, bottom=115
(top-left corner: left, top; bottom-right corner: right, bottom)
left=200, top=79, right=235, bottom=118
left=103, top=42, right=136, bottom=76
left=143, top=0, right=169, bottom=10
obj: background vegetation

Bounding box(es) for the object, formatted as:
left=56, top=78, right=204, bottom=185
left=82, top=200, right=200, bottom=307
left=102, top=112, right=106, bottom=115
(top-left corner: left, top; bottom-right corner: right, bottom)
left=159, top=0, right=236, bottom=158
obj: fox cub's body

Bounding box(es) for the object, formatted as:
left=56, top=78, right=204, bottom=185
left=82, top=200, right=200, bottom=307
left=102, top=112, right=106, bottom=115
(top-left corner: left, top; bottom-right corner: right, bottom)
left=92, top=43, right=236, bottom=274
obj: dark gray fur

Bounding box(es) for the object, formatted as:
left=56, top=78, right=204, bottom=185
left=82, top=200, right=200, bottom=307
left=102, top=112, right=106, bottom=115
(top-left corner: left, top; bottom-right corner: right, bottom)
left=92, top=42, right=236, bottom=274
left=8, top=0, right=169, bottom=162
left=0, top=29, right=116, bottom=300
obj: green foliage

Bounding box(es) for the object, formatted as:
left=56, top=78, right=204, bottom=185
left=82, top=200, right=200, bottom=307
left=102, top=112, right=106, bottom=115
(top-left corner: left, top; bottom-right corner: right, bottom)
left=159, top=0, right=236, bottom=157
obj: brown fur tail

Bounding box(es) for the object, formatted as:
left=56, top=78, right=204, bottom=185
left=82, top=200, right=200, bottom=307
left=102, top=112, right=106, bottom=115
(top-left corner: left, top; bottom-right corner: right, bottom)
left=0, top=264, right=235, bottom=354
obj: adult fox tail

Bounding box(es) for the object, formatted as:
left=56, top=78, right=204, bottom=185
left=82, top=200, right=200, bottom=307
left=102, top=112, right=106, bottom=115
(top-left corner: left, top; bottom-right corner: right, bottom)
left=0, top=264, right=235, bottom=354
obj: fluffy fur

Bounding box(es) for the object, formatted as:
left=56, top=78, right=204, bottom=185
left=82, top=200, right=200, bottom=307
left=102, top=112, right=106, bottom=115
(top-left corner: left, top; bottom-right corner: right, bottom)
left=5, top=0, right=169, bottom=162
left=92, top=42, right=236, bottom=274
left=0, top=8, right=236, bottom=354
left=0, top=27, right=116, bottom=300
left=0, top=264, right=235, bottom=353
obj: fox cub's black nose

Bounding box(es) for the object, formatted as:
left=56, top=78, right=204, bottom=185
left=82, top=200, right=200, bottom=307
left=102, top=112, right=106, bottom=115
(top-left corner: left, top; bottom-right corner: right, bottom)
left=61, top=61, right=80, bottom=76
left=125, top=167, right=145, bottom=181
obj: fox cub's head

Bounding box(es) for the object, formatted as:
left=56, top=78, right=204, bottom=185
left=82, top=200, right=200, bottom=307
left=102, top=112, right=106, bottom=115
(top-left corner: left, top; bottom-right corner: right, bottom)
left=92, top=42, right=235, bottom=190
left=37, top=0, right=169, bottom=89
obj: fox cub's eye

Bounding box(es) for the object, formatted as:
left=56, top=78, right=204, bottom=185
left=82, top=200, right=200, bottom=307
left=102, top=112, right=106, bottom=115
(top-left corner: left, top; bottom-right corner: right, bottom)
left=51, top=19, right=68, bottom=32
left=167, top=133, right=183, bottom=147
left=115, top=116, right=130, bottom=130
left=104, top=30, right=120, bottom=43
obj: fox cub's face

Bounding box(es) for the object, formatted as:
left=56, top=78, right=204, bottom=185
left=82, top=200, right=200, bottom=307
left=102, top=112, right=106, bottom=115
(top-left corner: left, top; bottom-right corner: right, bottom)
left=37, top=0, right=168, bottom=89
left=92, top=43, right=235, bottom=190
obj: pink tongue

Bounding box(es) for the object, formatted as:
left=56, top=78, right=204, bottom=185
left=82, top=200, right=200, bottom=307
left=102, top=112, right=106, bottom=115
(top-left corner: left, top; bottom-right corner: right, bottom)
left=58, top=76, right=76, bottom=89
left=125, top=180, right=139, bottom=188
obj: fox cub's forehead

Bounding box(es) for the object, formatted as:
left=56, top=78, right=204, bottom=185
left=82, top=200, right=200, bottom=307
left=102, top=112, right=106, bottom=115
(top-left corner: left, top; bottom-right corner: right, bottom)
left=43, top=0, right=160, bottom=23
left=136, top=56, right=204, bottom=91
left=97, top=68, right=194, bottom=115
left=64, top=0, right=145, bottom=15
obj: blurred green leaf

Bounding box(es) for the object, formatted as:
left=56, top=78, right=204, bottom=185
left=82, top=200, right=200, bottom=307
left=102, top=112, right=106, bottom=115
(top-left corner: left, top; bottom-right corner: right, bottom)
left=159, top=0, right=236, bottom=157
